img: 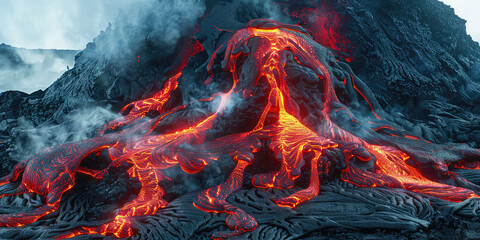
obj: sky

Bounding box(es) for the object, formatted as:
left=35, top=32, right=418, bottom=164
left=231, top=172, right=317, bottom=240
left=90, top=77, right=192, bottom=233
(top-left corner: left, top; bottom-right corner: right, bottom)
left=0, top=0, right=148, bottom=93
left=0, top=0, right=143, bottom=50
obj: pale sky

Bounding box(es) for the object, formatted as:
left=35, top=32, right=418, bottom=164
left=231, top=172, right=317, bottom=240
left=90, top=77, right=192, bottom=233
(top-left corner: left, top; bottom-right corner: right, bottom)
left=0, top=0, right=146, bottom=49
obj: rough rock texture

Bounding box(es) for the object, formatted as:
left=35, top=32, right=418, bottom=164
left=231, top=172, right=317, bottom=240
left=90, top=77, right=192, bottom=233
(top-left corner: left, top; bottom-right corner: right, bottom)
left=1, top=0, right=480, bottom=239
left=335, top=0, right=480, bottom=145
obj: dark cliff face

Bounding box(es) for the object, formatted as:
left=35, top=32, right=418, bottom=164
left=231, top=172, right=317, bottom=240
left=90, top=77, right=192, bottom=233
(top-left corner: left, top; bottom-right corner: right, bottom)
left=345, top=0, right=480, bottom=107
left=335, top=0, right=480, bottom=145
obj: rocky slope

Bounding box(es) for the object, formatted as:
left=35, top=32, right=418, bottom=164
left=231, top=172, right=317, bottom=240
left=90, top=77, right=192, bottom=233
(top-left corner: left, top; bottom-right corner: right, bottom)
left=338, top=0, right=480, bottom=145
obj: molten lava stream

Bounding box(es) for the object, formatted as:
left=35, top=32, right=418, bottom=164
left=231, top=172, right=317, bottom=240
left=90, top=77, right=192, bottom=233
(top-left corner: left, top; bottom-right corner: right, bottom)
left=1, top=18, right=480, bottom=240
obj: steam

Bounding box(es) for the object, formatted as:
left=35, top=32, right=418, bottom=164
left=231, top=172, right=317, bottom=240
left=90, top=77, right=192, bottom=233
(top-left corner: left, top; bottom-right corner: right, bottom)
left=1, top=0, right=206, bottom=94
left=235, top=0, right=292, bottom=24
left=11, top=107, right=118, bottom=161
left=7, top=0, right=208, bottom=162
left=89, top=0, right=206, bottom=59
left=242, top=0, right=288, bottom=22
left=0, top=0, right=146, bottom=50
left=0, top=46, right=77, bottom=93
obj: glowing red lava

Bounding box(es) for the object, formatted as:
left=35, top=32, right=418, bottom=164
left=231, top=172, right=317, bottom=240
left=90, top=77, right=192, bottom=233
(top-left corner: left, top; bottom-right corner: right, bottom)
left=1, top=19, right=480, bottom=240
left=290, top=5, right=354, bottom=61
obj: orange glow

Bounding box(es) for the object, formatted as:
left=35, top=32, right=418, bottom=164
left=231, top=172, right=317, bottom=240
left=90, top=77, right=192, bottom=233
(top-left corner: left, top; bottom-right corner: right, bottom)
left=0, top=18, right=479, bottom=240
left=351, top=74, right=381, bottom=119
left=290, top=5, right=354, bottom=62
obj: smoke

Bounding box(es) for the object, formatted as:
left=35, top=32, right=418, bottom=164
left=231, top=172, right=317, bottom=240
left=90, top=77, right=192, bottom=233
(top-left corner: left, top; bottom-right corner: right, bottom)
left=89, top=0, right=206, bottom=59
left=0, top=0, right=147, bottom=50
left=5, top=0, right=208, bottom=162
left=234, top=0, right=292, bottom=24
left=1, top=0, right=206, bottom=94
left=0, top=45, right=78, bottom=93
left=11, top=106, right=118, bottom=161
left=242, top=0, right=288, bottom=22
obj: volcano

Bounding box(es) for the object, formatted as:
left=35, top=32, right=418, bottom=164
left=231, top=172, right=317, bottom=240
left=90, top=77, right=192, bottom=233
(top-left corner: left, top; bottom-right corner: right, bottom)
left=1, top=0, right=480, bottom=239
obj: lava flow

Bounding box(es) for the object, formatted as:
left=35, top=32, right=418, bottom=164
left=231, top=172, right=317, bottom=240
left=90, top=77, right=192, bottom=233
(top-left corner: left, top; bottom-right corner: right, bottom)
left=1, top=18, right=480, bottom=240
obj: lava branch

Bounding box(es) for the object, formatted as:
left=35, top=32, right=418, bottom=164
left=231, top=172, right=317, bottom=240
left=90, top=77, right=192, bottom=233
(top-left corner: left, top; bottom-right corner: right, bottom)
left=0, top=134, right=121, bottom=227
left=96, top=72, right=182, bottom=135
left=2, top=18, right=480, bottom=240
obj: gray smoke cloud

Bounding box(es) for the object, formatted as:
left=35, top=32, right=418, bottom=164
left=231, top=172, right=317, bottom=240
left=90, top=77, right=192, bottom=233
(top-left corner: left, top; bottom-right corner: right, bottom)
left=0, top=0, right=147, bottom=50
left=240, top=0, right=287, bottom=22
left=11, top=106, right=119, bottom=161
left=90, top=0, right=205, bottom=59
left=0, top=46, right=78, bottom=93
left=8, top=0, right=208, bottom=161
left=0, top=0, right=206, bottom=94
